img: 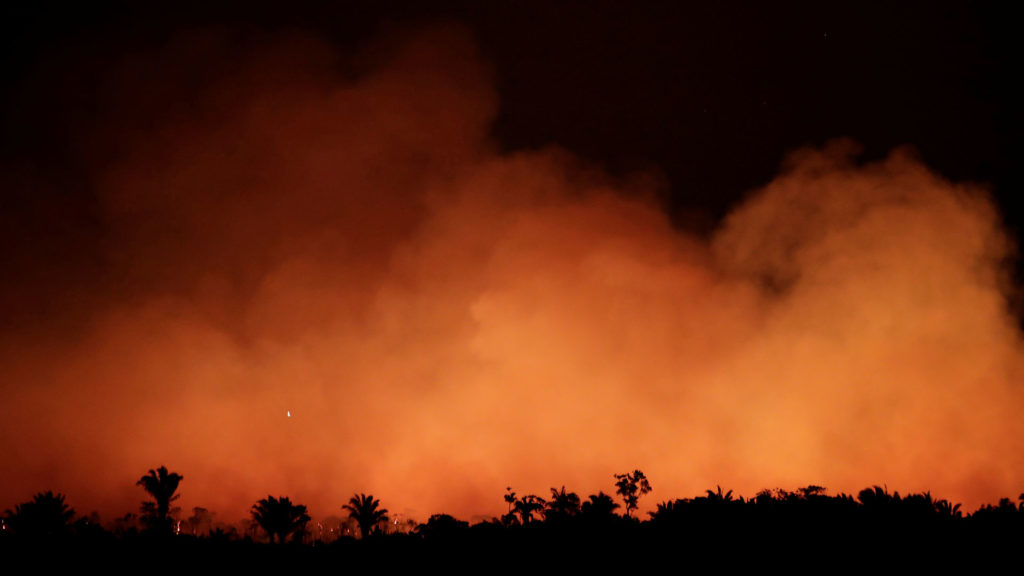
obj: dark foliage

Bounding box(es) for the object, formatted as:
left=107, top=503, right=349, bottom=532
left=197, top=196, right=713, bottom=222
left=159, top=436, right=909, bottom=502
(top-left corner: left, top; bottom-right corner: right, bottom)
left=137, top=466, right=183, bottom=536
left=342, top=493, right=389, bottom=539
left=3, top=491, right=75, bottom=540
left=251, top=496, right=310, bottom=544
left=545, top=486, right=582, bottom=523
left=4, top=475, right=1024, bottom=574
left=614, top=470, right=652, bottom=518
left=415, top=514, right=469, bottom=540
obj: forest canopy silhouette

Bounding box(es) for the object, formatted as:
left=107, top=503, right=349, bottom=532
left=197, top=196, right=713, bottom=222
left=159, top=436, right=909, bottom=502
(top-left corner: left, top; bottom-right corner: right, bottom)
left=4, top=467, right=1023, bottom=571
left=0, top=21, right=1022, bottom=526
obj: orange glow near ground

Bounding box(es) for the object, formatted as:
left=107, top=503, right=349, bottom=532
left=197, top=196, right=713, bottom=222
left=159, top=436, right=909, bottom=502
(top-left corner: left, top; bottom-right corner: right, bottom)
left=1, top=25, right=1022, bottom=524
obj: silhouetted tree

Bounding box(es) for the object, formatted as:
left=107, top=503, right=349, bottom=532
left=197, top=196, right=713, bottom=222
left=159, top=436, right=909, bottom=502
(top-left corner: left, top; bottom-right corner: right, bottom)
left=513, top=494, right=546, bottom=525
left=934, top=499, right=962, bottom=519
left=186, top=506, right=214, bottom=536
left=798, top=485, right=826, bottom=498
left=545, top=486, right=582, bottom=522
left=4, top=491, right=75, bottom=539
left=858, top=485, right=899, bottom=514
left=705, top=485, right=735, bottom=503
left=251, top=496, right=310, bottom=544
left=416, top=514, right=469, bottom=539
left=581, top=492, right=620, bottom=520
left=901, top=492, right=939, bottom=520
left=504, top=487, right=517, bottom=513
left=753, top=489, right=776, bottom=506
left=343, top=493, right=389, bottom=539
left=614, top=470, right=652, bottom=518
left=137, top=466, right=183, bottom=535
left=501, top=487, right=519, bottom=526
left=648, top=499, right=688, bottom=527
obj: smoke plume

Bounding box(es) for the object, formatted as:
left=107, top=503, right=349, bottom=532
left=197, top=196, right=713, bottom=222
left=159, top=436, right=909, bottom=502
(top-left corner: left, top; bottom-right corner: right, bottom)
left=1, top=24, right=1021, bottom=522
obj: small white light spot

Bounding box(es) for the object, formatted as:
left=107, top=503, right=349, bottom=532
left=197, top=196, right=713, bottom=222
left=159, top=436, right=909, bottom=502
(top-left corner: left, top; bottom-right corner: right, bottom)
left=287, top=410, right=291, bottom=418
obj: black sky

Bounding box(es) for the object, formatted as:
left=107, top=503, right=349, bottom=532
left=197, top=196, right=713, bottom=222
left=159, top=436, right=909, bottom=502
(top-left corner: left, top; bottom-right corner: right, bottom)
left=1, top=1, right=1020, bottom=320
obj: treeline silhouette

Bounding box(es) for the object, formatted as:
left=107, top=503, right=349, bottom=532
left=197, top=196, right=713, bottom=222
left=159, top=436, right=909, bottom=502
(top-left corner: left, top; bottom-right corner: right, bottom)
left=3, top=466, right=1023, bottom=570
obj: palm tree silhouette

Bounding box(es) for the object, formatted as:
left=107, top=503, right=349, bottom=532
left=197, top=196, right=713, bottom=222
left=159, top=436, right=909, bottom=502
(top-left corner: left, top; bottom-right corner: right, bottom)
left=4, top=491, right=75, bottom=539
left=934, top=499, right=962, bottom=519
left=648, top=499, right=681, bottom=522
left=581, top=492, right=620, bottom=519
left=545, top=486, right=582, bottom=522
left=251, top=496, right=310, bottom=544
left=137, top=466, right=183, bottom=535
left=513, top=494, right=546, bottom=524
left=857, top=485, right=898, bottom=513
left=705, top=485, right=734, bottom=503
left=343, top=493, right=389, bottom=539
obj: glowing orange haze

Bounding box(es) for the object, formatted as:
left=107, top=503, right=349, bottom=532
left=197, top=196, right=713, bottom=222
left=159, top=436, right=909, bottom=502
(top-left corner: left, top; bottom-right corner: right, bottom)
left=2, top=25, right=1022, bottom=524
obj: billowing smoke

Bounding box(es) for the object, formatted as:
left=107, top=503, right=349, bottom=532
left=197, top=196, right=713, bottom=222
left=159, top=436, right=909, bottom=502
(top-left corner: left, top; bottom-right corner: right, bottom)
left=1, top=24, right=1021, bottom=523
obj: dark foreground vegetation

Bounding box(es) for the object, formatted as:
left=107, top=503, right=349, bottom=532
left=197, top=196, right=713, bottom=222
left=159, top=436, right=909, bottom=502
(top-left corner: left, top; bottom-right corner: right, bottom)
left=3, top=467, right=1023, bottom=571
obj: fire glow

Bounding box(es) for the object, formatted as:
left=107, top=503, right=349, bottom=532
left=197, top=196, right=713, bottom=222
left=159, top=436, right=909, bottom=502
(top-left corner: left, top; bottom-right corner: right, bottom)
left=1, top=25, right=1021, bottom=523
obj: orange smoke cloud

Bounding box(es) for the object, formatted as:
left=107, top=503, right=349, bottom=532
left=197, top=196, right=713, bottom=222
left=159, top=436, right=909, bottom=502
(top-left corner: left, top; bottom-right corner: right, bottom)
left=1, top=24, right=1022, bottom=524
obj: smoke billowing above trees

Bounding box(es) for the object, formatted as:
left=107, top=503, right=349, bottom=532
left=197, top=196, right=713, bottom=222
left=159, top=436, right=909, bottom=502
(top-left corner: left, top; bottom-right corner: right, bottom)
left=0, top=22, right=1021, bottom=522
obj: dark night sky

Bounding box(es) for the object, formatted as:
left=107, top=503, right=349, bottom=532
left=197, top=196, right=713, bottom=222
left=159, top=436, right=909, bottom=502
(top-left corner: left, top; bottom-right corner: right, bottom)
left=2, top=1, right=1016, bottom=213
left=2, top=1, right=1020, bottom=335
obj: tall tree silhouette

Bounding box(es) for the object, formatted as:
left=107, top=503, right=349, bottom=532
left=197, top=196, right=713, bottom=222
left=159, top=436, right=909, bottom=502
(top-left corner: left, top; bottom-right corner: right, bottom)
left=343, top=493, right=389, bottom=539
left=251, top=496, right=310, bottom=544
left=137, top=466, right=183, bottom=535
left=504, top=487, right=517, bottom=515
left=614, top=470, right=652, bottom=518
left=501, top=487, right=520, bottom=526
left=4, top=491, right=75, bottom=539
